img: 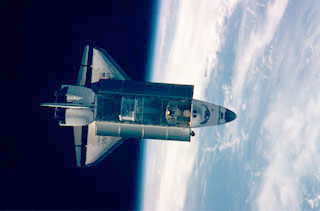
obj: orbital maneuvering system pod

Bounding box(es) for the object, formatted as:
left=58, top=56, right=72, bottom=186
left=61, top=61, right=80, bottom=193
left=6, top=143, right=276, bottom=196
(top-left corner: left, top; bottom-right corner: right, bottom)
left=40, top=45, right=237, bottom=167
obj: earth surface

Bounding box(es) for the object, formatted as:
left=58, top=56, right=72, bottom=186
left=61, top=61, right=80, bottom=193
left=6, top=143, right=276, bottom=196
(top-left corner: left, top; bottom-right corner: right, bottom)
left=140, top=0, right=320, bottom=210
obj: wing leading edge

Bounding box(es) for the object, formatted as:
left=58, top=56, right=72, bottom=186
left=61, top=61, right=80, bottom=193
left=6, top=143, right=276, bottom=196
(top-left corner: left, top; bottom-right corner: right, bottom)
left=73, top=45, right=130, bottom=167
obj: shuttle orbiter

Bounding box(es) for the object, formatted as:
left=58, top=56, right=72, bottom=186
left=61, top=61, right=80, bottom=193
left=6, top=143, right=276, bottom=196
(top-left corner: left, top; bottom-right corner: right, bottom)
left=41, top=45, right=237, bottom=167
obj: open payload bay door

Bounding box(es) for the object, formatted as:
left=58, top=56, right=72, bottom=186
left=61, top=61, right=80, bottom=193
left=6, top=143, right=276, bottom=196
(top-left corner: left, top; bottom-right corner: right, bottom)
left=73, top=45, right=131, bottom=167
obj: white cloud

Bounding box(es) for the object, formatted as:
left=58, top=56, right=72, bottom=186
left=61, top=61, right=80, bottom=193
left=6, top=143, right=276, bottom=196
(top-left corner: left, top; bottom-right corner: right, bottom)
left=143, top=0, right=239, bottom=210
left=307, top=195, right=320, bottom=209
left=143, top=0, right=320, bottom=210
left=257, top=88, right=320, bottom=210
left=220, top=0, right=320, bottom=210
left=224, top=0, right=320, bottom=209
left=230, top=0, right=289, bottom=110
left=219, top=0, right=290, bottom=169
left=153, top=0, right=239, bottom=100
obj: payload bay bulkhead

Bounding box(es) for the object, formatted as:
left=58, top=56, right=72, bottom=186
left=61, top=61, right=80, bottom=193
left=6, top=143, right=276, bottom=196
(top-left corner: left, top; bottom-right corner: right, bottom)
left=43, top=79, right=237, bottom=142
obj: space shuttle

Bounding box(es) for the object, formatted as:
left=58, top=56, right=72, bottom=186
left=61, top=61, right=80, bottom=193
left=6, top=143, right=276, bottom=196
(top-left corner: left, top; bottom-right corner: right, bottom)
left=41, top=45, right=236, bottom=167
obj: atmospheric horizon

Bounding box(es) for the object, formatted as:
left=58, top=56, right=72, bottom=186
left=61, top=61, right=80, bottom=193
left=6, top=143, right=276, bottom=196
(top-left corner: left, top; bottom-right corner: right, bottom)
left=141, top=0, right=320, bottom=210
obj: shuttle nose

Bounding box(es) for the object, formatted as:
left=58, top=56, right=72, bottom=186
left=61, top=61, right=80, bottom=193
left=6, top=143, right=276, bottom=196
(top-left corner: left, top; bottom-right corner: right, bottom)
left=225, top=109, right=237, bottom=122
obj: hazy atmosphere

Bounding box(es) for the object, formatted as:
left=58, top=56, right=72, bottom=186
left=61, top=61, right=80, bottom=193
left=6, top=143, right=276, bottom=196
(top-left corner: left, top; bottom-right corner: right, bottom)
left=142, top=0, right=320, bottom=210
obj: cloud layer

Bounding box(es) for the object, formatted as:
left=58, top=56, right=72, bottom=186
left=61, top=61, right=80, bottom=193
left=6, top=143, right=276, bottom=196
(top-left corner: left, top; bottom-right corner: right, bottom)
left=142, top=0, right=320, bottom=210
left=142, top=0, right=238, bottom=210
left=224, top=0, right=320, bottom=209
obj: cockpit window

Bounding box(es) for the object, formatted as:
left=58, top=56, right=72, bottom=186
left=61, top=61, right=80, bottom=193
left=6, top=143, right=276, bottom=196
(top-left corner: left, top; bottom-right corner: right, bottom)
left=200, top=104, right=210, bottom=125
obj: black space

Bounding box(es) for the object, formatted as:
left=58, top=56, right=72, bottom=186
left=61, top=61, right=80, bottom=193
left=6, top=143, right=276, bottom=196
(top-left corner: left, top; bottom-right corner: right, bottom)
left=2, top=0, right=156, bottom=209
